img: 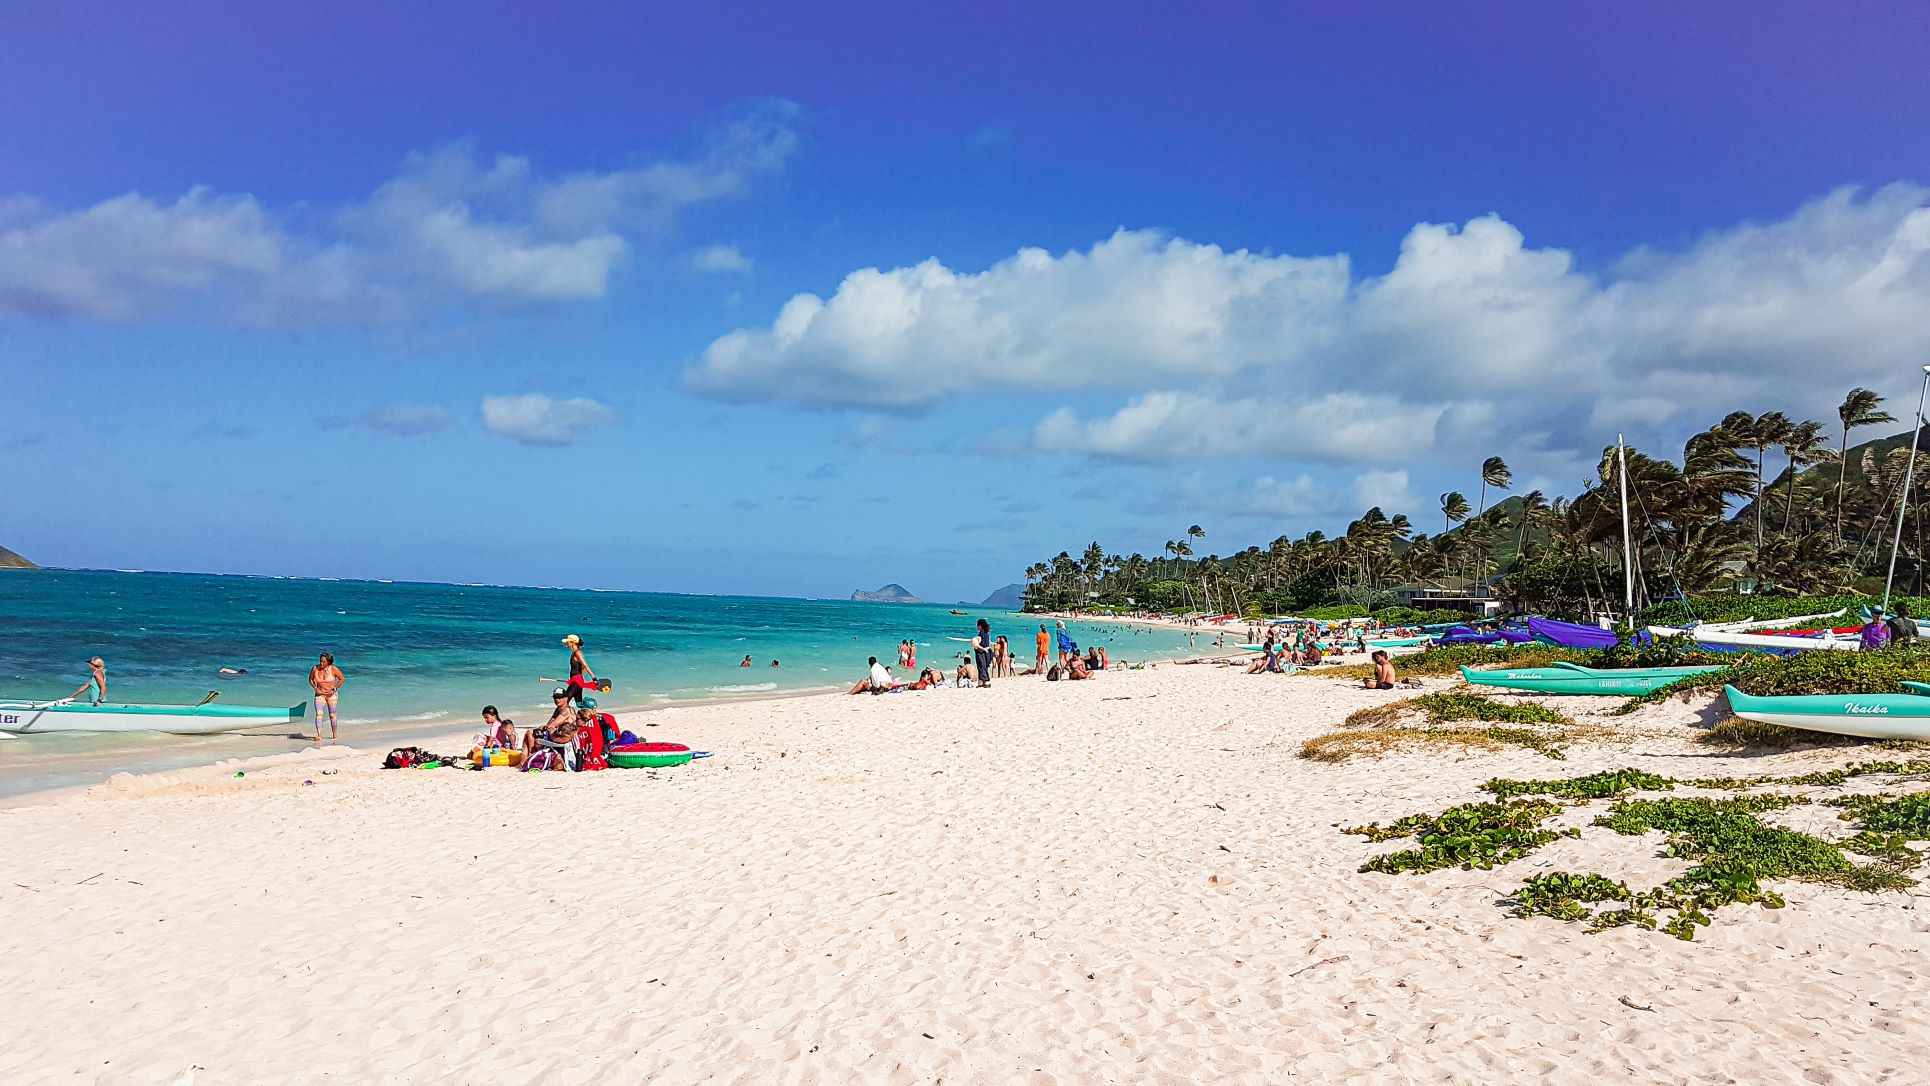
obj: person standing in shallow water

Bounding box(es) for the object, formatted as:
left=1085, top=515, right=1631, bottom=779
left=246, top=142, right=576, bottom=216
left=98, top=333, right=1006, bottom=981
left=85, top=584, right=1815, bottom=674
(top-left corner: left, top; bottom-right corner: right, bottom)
left=972, top=618, right=994, bottom=689
left=69, top=656, right=107, bottom=704
left=308, top=652, right=345, bottom=743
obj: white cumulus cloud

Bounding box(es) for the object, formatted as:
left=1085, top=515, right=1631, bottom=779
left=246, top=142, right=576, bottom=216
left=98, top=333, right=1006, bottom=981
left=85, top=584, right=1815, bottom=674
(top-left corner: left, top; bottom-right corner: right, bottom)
left=686, top=228, right=1350, bottom=408
left=0, top=101, right=801, bottom=323
left=481, top=395, right=615, bottom=446
left=687, top=185, right=1930, bottom=469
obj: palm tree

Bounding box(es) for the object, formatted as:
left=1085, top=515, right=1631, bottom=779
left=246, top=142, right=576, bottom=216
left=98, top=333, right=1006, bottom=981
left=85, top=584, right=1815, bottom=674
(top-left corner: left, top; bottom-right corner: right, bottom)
left=1836, top=388, right=1895, bottom=543
left=1513, top=488, right=1549, bottom=557
left=1477, top=456, right=1512, bottom=518
left=1439, top=491, right=1470, bottom=535
left=1747, top=410, right=1791, bottom=556
left=1475, top=457, right=1511, bottom=581
left=1777, top=419, right=1830, bottom=535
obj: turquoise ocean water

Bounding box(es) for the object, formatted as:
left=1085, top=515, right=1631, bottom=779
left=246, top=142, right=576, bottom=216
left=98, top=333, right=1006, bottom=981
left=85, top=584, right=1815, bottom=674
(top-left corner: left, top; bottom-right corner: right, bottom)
left=0, top=569, right=1206, bottom=797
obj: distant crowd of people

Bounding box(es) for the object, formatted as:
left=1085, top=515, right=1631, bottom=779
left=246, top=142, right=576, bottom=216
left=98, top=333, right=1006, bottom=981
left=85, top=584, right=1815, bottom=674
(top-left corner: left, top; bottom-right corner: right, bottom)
left=850, top=619, right=1112, bottom=694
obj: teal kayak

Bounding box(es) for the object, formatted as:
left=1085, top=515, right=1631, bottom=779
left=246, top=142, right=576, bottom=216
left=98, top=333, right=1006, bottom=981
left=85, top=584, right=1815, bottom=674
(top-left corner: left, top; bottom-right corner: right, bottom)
left=1460, top=664, right=1722, bottom=696
left=1725, top=684, right=1930, bottom=741
left=1367, top=636, right=1433, bottom=648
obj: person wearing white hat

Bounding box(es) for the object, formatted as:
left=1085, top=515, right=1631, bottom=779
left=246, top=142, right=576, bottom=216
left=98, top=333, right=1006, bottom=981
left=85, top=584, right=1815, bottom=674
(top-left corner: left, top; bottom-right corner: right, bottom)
left=561, top=634, right=597, bottom=704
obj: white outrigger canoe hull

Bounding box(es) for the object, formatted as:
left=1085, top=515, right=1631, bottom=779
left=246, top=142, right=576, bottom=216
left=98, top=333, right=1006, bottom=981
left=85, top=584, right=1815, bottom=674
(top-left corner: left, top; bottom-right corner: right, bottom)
left=1649, top=626, right=1860, bottom=653
left=0, top=699, right=306, bottom=735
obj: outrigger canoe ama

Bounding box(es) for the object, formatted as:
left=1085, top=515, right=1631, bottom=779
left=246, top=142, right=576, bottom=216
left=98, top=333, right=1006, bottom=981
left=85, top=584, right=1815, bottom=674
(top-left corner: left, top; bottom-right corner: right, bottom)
left=1724, top=684, right=1930, bottom=741
left=0, top=698, right=307, bottom=735
left=1460, top=664, right=1723, bottom=696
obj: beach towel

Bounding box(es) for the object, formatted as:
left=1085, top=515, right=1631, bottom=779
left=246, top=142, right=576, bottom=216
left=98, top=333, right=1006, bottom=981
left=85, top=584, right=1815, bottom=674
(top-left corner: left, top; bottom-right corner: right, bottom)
left=577, top=718, right=609, bottom=771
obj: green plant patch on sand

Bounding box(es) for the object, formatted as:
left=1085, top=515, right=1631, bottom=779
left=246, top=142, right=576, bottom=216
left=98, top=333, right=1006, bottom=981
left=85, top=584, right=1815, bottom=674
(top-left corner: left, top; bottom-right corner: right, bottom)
left=1411, top=691, right=1571, bottom=727
left=1483, top=767, right=1674, bottom=800
left=1346, top=799, right=1574, bottom=873
left=1352, top=766, right=1929, bottom=940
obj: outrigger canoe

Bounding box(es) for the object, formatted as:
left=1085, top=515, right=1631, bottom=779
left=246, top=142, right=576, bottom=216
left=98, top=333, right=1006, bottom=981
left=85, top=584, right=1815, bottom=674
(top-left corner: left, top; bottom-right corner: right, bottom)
left=1367, top=636, right=1433, bottom=648
left=1724, top=684, right=1930, bottom=741
left=1460, top=663, right=1723, bottom=696
left=0, top=697, right=306, bottom=735
left=1648, top=624, right=1859, bottom=655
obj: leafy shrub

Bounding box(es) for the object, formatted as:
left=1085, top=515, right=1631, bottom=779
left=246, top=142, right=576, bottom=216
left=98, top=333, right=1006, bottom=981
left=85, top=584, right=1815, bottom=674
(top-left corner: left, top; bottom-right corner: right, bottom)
left=1595, top=633, right=1733, bottom=669
left=1300, top=604, right=1371, bottom=620
left=1639, top=593, right=1930, bottom=627
left=1372, top=607, right=1473, bottom=626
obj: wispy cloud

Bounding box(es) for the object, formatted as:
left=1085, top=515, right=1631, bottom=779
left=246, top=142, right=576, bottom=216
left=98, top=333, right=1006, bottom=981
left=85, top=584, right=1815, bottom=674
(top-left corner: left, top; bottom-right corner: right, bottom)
left=691, top=243, right=753, bottom=274
left=363, top=405, right=454, bottom=437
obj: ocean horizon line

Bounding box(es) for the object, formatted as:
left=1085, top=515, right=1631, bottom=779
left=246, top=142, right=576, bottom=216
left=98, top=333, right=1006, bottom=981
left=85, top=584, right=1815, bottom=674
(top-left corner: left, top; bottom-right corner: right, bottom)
left=15, top=565, right=1013, bottom=609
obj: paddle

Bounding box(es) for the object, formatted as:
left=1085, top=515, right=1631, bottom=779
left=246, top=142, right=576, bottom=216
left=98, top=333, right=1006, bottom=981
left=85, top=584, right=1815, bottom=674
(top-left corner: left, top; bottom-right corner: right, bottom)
left=538, top=676, right=613, bottom=691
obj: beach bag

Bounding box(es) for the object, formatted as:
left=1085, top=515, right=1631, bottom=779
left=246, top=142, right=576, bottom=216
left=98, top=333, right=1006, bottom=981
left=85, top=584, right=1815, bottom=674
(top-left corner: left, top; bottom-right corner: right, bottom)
left=383, top=746, right=432, bottom=769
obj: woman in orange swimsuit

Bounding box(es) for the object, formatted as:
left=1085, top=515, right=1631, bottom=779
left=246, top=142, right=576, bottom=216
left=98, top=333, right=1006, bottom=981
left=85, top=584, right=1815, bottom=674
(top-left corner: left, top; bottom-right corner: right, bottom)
left=308, top=651, right=345, bottom=743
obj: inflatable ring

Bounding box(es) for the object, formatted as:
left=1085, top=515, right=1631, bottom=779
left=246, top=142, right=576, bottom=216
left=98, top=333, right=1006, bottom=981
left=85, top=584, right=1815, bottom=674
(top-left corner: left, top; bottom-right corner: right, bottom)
left=608, top=741, right=694, bottom=769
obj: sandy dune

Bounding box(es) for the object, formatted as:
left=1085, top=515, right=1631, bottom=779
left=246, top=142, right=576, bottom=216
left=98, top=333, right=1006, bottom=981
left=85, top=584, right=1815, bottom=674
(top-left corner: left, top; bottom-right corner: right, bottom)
left=3, top=662, right=1926, bottom=1083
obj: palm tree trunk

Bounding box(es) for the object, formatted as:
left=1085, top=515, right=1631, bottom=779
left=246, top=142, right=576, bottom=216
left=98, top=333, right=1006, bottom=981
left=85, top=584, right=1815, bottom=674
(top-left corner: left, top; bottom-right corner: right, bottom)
left=1754, top=446, right=1766, bottom=556
left=1781, top=451, right=1798, bottom=536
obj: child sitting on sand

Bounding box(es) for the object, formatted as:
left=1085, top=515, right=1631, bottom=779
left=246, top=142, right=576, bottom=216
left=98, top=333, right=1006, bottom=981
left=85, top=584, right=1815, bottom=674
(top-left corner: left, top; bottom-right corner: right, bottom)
left=477, top=705, right=517, bottom=748
left=1362, top=650, right=1397, bottom=690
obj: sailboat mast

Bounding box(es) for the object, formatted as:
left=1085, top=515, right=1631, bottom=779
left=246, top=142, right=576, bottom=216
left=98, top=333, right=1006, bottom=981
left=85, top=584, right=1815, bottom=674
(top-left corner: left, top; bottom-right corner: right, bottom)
left=1618, top=435, right=1634, bottom=619
left=1882, top=365, right=1930, bottom=611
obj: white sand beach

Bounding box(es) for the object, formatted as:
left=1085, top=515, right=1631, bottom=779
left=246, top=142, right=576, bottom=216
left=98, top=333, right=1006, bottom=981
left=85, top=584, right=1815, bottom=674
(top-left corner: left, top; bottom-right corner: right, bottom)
left=4, top=662, right=1926, bottom=1083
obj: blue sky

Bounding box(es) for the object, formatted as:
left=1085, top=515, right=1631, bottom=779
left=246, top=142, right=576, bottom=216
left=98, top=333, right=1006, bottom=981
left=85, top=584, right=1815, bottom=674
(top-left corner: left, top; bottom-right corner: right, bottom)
left=4, top=1, right=1929, bottom=602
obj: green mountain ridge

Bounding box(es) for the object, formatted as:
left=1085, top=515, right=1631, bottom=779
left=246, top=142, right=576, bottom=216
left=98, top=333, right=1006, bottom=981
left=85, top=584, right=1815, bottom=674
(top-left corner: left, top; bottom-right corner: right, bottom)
left=1734, top=424, right=1930, bottom=526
